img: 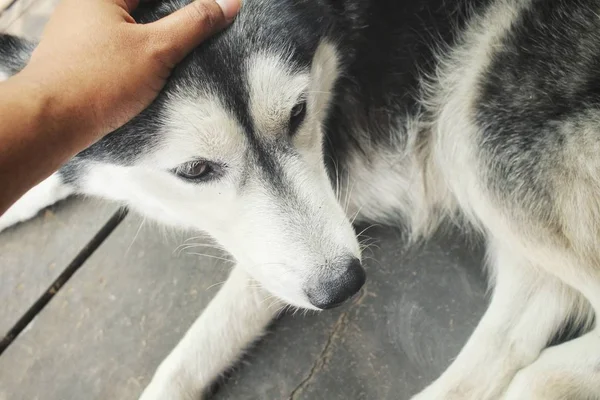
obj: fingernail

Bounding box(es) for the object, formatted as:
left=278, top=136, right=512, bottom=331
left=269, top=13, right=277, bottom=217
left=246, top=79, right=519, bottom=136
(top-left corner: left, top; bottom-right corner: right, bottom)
left=216, top=0, right=241, bottom=21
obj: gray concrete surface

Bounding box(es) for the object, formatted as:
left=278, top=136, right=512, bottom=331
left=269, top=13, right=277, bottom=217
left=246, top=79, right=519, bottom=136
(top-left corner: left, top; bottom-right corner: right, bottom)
left=0, top=198, right=118, bottom=339
left=213, top=226, right=487, bottom=400
left=0, top=213, right=230, bottom=400
left=0, top=200, right=489, bottom=400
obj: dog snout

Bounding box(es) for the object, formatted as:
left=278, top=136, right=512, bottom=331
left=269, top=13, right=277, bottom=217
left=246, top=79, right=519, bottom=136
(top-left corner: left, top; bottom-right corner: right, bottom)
left=307, top=258, right=366, bottom=309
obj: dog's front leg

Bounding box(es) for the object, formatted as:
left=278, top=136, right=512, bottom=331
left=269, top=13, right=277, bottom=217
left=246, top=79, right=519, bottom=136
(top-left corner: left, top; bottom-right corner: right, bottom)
left=411, top=242, right=583, bottom=400
left=139, top=265, right=280, bottom=400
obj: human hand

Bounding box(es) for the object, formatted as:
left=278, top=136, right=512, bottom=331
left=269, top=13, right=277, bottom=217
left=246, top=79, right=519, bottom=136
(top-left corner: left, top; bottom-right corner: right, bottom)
left=15, top=0, right=241, bottom=144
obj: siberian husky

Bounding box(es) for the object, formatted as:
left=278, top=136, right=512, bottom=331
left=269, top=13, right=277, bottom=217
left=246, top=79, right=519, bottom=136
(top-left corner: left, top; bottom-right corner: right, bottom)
left=1, top=0, right=599, bottom=398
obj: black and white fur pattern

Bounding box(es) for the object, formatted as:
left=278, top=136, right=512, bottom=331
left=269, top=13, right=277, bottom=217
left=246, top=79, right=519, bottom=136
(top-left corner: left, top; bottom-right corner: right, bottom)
left=2, top=0, right=600, bottom=398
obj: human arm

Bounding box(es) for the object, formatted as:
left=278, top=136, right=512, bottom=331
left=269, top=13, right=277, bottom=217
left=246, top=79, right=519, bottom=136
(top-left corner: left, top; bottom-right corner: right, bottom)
left=0, top=0, right=240, bottom=215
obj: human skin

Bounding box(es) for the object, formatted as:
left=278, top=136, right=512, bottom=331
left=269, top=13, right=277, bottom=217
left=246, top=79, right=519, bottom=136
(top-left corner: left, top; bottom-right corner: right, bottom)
left=0, top=0, right=241, bottom=215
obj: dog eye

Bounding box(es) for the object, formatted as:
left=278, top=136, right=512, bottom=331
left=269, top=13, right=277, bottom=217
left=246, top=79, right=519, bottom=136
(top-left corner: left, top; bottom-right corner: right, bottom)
left=175, top=160, right=218, bottom=181
left=289, top=100, right=307, bottom=135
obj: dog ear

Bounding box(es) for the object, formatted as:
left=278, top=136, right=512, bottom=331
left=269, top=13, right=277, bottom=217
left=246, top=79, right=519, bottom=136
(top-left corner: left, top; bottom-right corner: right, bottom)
left=0, top=34, right=36, bottom=78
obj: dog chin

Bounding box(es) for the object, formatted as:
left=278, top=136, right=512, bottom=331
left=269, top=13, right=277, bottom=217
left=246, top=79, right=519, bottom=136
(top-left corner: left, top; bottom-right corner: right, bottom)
left=272, top=292, right=322, bottom=311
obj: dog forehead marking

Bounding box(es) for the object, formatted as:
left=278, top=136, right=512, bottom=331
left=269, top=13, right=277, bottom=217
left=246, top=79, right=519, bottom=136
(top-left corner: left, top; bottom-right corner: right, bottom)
left=247, top=52, right=310, bottom=137
left=149, top=90, right=247, bottom=169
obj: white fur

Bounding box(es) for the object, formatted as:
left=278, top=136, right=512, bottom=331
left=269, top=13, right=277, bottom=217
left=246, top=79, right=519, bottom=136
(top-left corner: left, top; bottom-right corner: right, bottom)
left=0, top=174, right=73, bottom=232
left=503, top=328, right=600, bottom=400
left=343, top=127, right=439, bottom=235
left=247, top=53, right=310, bottom=137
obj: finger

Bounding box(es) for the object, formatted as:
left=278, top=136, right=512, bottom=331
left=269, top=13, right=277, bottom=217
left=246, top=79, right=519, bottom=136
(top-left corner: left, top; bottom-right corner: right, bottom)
left=109, top=0, right=140, bottom=13
left=147, top=0, right=241, bottom=65
left=125, top=0, right=140, bottom=11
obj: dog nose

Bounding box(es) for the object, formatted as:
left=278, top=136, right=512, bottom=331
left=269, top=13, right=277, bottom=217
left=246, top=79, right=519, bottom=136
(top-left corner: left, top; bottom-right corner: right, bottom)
left=307, top=258, right=366, bottom=309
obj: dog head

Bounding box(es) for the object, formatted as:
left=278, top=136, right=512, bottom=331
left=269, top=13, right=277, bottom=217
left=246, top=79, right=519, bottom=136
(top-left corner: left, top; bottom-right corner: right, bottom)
left=1, top=0, right=365, bottom=309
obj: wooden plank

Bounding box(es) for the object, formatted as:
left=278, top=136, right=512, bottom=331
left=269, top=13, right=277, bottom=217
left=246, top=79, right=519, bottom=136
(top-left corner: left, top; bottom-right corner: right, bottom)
left=0, top=198, right=120, bottom=340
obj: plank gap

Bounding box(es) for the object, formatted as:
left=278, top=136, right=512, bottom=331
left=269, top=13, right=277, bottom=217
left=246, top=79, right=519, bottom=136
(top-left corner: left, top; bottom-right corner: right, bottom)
left=0, top=207, right=128, bottom=355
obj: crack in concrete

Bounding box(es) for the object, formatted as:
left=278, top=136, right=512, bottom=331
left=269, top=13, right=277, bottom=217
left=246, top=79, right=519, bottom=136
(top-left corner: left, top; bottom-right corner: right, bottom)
left=288, top=287, right=369, bottom=400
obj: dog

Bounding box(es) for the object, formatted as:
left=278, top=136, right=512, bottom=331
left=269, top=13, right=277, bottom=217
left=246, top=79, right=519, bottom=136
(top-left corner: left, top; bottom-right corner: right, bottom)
left=2, top=0, right=600, bottom=398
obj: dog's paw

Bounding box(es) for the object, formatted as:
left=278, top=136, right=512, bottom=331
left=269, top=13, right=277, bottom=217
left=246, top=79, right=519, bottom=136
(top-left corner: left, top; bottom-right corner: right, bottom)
left=139, top=365, right=209, bottom=400
left=502, top=370, right=545, bottom=400
left=410, top=383, right=468, bottom=400
left=0, top=174, right=73, bottom=233
left=502, top=367, right=578, bottom=400
left=0, top=201, right=42, bottom=233
left=411, top=380, right=505, bottom=400
left=139, top=380, right=206, bottom=400
left=410, top=388, right=463, bottom=400
left=0, top=201, right=43, bottom=233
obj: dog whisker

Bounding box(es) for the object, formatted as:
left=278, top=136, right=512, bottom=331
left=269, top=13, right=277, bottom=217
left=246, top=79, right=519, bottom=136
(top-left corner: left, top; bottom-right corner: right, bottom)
left=174, top=242, right=224, bottom=255
left=186, top=252, right=234, bottom=264
left=204, top=280, right=228, bottom=291
left=356, top=224, right=380, bottom=238
left=182, top=234, right=212, bottom=243
left=125, top=217, right=146, bottom=256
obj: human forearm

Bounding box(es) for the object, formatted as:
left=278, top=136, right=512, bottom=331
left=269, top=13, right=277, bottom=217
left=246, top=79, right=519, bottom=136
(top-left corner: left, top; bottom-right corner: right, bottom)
left=0, top=72, right=92, bottom=214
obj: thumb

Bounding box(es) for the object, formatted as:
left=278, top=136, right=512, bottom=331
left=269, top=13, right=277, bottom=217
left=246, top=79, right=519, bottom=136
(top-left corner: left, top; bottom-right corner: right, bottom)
left=147, top=0, right=241, bottom=66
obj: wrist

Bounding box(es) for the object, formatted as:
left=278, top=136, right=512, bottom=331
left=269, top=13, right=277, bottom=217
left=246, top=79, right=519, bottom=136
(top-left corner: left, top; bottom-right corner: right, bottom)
left=0, top=70, right=92, bottom=211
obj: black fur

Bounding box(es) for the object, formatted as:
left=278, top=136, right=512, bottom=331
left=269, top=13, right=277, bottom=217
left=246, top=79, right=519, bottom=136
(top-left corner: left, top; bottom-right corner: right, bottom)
left=0, top=34, right=34, bottom=74
left=476, top=0, right=600, bottom=219
left=324, top=0, right=492, bottom=164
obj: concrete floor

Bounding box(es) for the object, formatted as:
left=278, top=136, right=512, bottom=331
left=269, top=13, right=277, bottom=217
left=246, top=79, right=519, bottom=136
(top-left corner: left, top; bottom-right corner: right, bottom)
left=0, top=196, right=489, bottom=400
left=0, top=1, right=490, bottom=398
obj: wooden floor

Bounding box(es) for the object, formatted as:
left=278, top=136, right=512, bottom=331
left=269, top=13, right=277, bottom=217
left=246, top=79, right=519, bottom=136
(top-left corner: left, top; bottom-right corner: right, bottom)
left=0, top=2, right=488, bottom=399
